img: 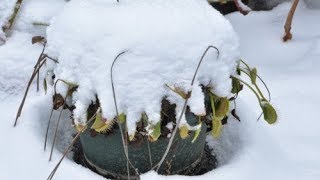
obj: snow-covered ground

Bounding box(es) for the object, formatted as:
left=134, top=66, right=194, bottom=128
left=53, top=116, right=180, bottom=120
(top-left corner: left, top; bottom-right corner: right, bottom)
left=0, top=1, right=319, bottom=180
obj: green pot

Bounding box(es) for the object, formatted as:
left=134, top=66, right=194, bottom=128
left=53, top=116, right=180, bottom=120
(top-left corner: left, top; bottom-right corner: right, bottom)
left=80, top=100, right=208, bottom=179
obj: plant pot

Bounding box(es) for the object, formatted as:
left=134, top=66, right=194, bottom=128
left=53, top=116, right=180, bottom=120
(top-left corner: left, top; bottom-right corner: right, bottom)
left=79, top=100, right=209, bottom=179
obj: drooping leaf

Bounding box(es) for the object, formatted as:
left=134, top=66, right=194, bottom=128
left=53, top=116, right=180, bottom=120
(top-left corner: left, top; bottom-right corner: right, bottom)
left=231, top=77, right=243, bottom=94
left=261, top=101, right=277, bottom=124
left=212, top=117, right=223, bottom=138
left=165, top=84, right=190, bottom=99
left=91, top=112, right=113, bottom=133
left=215, top=97, right=229, bottom=118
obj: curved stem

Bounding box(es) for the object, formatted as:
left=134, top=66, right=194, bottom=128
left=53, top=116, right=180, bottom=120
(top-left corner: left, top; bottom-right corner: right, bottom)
left=49, top=86, right=70, bottom=161
left=231, top=76, right=262, bottom=106
left=239, top=68, right=267, bottom=101
left=111, top=51, right=139, bottom=179
left=155, top=45, right=219, bottom=172
left=240, top=59, right=250, bottom=71
left=14, top=56, right=46, bottom=126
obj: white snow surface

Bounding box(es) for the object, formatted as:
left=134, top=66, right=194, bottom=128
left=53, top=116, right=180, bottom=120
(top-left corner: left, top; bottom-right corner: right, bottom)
left=0, top=1, right=320, bottom=180
left=46, top=0, right=240, bottom=136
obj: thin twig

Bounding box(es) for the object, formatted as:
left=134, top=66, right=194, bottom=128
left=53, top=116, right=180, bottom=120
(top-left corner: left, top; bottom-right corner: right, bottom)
left=2, top=0, right=23, bottom=34
left=47, top=108, right=100, bottom=180
left=154, top=45, right=219, bottom=172
left=233, top=0, right=251, bottom=15
left=14, top=55, right=47, bottom=126
left=43, top=54, right=59, bottom=64
left=111, top=51, right=139, bottom=179
left=49, top=86, right=71, bottom=161
left=35, top=42, right=47, bottom=92
left=283, top=0, right=300, bottom=42
left=44, top=108, right=54, bottom=151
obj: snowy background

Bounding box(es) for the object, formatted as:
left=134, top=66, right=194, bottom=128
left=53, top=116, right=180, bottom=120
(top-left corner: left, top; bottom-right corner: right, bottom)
left=0, top=1, right=319, bottom=180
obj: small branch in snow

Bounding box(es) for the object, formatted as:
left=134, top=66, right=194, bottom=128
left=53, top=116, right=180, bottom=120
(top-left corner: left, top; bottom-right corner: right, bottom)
left=154, top=45, right=219, bottom=172
left=1, top=0, right=24, bottom=44
left=49, top=86, right=70, bottom=161
left=283, top=0, right=300, bottom=42
left=14, top=42, right=58, bottom=127
left=47, top=108, right=100, bottom=180
left=233, top=0, right=251, bottom=15
left=14, top=53, right=47, bottom=126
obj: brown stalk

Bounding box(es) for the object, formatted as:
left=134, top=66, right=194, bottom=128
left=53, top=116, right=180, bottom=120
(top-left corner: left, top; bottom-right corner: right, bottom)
left=233, top=0, right=250, bottom=15
left=44, top=108, right=54, bottom=151
left=14, top=55, right=46, bottom=126
left=49, top=86, right=71, bottom=161
left=1, top=0, right=23, bottom=43
left=47, top=108, right=100, bottom=180
left=283, top=0, right=300, bottom=42
left=14, top=43, right=58, bottom=127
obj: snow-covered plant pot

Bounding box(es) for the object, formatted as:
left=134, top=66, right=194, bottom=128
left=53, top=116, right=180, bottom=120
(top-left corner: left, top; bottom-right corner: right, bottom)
left=16, top=0, right=276, bottom=179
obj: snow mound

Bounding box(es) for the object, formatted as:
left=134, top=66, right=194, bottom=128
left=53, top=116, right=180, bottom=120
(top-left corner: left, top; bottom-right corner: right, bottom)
left=46, top=0, right=239, bottom=136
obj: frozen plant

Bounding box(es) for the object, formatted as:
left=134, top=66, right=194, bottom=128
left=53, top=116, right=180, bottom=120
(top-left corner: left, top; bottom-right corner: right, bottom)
left=13, top=0, right=277, bottom=179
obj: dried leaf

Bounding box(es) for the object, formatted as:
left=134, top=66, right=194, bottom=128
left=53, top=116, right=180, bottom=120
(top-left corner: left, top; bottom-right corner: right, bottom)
left=32, top=36, right=45, bottom=44
left=53, top=94, right=64, bottom=110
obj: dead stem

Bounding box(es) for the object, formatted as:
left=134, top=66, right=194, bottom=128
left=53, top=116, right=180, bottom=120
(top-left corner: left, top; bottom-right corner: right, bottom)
left=154, top=45, right=219, bottom=172
left=47, top=108, right=100, bottom=180
left=111, top=50, right=140, bottom=179
left=44, top=108, right=54, bottom=151
left=49, top=86, right=71, bottom=161
left=14, top=55, right=46, bottom=126
left=233, top=0, right=250, bottom=15
left=283, top=0, right=300, bottom=42
left=2, top=0, right=23, bottom=40
left=14, top=43, right=58, bottom=127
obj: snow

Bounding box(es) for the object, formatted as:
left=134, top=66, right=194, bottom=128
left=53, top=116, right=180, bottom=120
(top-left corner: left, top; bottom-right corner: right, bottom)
left=1, top=1, right=320, bottom=180
left=46, top=0, right=240, bottom=136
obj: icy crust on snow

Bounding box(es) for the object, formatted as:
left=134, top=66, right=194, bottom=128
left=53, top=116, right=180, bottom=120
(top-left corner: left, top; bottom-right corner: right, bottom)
left=46, top=0, right=239, bottom=135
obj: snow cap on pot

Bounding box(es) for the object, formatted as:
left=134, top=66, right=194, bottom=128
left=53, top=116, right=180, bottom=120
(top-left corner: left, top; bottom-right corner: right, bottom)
left=45, top=0, right=240, bottom=139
